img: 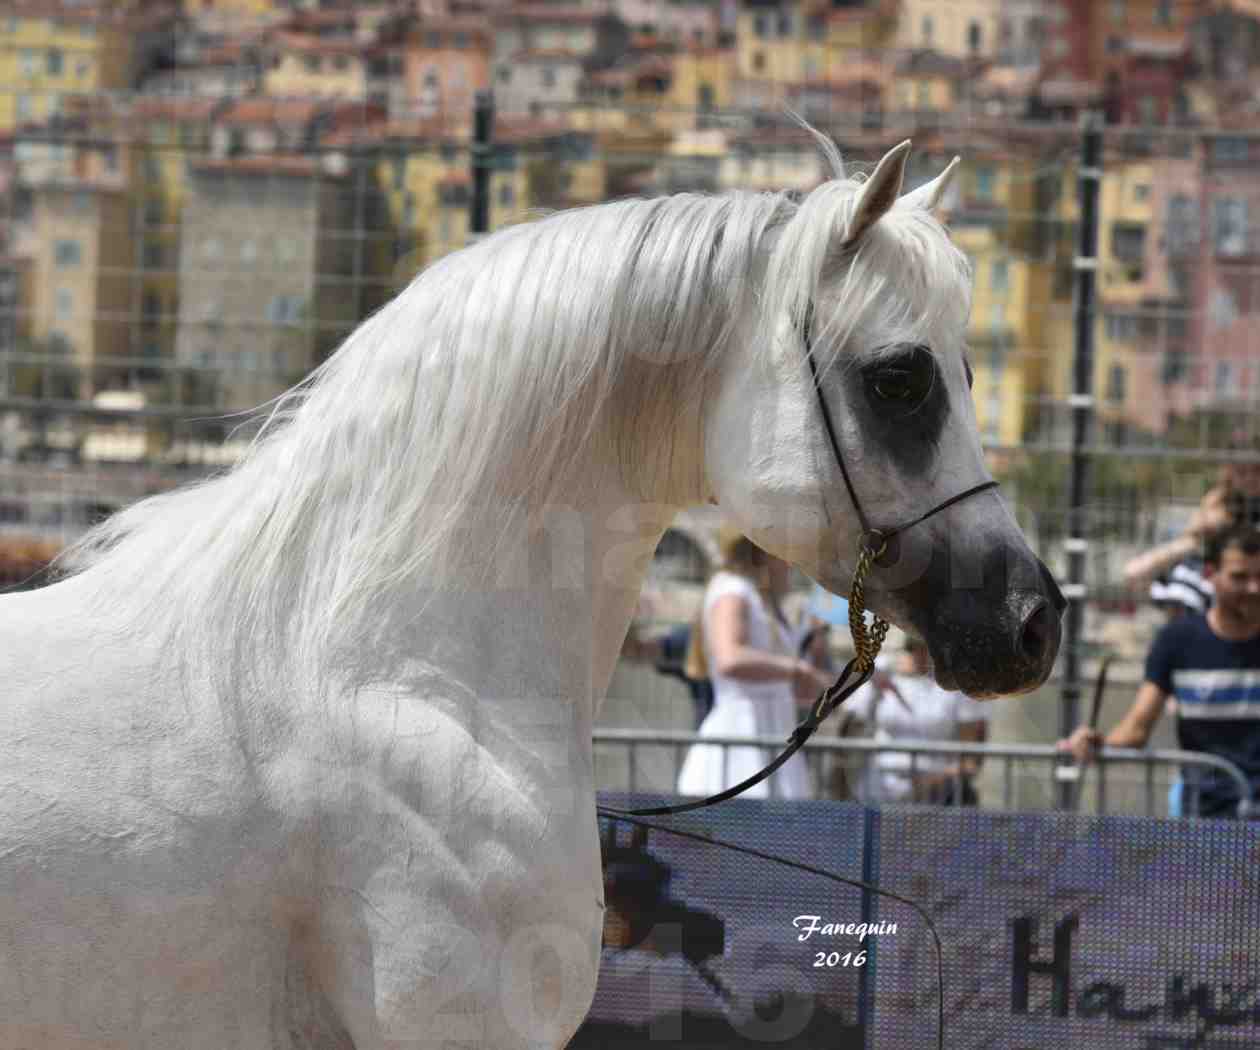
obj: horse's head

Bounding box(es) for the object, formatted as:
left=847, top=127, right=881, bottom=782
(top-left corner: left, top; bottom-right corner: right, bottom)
left=705, top=139, right=1063, bottom=698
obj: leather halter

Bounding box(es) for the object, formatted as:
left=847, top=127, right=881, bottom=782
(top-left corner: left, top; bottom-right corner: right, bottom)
left=604, top=304, right=1000, bottom=817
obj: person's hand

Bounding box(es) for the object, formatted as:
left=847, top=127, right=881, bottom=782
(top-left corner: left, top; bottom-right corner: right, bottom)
left=1056, top=726, right=1103, bottom=764
left=1188, top=485, right=1234, bottom=540
left=910, top=768, right=962, bottom=800
left=792, top=661, right=833, bottom=702
left=620, top=624, right=660, bottom=664
left=871, top=667, right=896, bottom=693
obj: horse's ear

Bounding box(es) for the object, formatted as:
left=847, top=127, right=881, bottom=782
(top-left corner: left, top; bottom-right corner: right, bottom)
left=841, top=139, right=911, bottom=247
left=897, top=155, right=961, bottom=213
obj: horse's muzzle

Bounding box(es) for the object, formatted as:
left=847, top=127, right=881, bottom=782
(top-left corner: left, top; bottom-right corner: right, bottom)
left=924, top=556, right=1064, bottom=699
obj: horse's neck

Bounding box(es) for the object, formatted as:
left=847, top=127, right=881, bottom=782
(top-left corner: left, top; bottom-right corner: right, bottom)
left=406, top=481, right=670, bottom=728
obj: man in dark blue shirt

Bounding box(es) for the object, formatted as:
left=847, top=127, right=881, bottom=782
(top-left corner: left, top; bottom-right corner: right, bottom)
left=1061, top=525, right=1260, bottom=818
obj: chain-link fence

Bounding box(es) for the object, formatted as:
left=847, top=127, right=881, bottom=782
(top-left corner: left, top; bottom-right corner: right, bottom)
left=2, top=86, right=1257, bottom=615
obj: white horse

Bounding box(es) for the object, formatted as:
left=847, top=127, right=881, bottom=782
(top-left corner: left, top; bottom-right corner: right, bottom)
left=0, top=138, right=1061, bottom=1049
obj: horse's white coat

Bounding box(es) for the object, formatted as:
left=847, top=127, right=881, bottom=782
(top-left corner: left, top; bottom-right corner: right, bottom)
left=0, top=140, right=1034, bottom=1048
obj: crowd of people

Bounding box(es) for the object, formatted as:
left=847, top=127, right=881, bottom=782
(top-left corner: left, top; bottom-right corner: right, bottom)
left=622, top=462, right=1260, bottom=818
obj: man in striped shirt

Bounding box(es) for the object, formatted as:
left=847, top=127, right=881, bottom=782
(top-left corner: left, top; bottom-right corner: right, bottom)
left=1061, top=525, right=1260, bottom=818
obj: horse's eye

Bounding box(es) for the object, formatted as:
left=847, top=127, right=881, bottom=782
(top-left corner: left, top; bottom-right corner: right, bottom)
left=873, top=370, right=915, bottom=401
left=867, top=346, right=934, bottom=409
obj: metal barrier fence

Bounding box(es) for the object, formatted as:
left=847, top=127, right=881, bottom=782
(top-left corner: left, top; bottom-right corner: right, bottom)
left=592, top=728, right=1254, bottom=819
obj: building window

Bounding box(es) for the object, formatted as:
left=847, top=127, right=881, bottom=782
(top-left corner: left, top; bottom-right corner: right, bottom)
left=1133, top=183, right=1150, bottom=202
left=203, top=237, right=222, bottom=260
left=1163, top=349, right=1188, bottom=383
left=807, top=14, right=824, bottom=41
left=453, top=32, right=468, bottom=48
left=1216, top=361, right=1234, bottom=394
left=46, top=48, right=63, bottom=75
left=921, top=15, right=934, bottom=46
left=1212, top=137, right=1249, bottom=165
left=967, top=20, right=982, bottom=53
left=266, top=295, right=303, bottom=325
left=75, top=56, right=90, bottom=78
left=1167, top=195, right=1197, bottom=255
left=541, top=67, right=556, bottom=89
left=777, top=12, right=791, bottom=36
left=1155, top=0, right=1173, bottom=26
left=54, top=240, right=81, bottom=266
left=499, top=182, right=514, bottom=207
left=1110, top=0, right=1126, bottom=22
left=241, top=239, right=258, bottom=262
left=1106, top=313, right=1138, bottom=342
left=55, top=288, right=73, bottom=320
left=1111, top=222, right=1146, bottom=262
left=19, top=49, right=39, bottom=77
left=1106, top=364, right=1127, bottom=403
left=303, top=56, right=320, bottom=74
left=1214, top=197, right=1248, bottom=256
left=990, top=259, right=1009, bottom=292
left=424, top=69, right=439, bottom=89
left=498, top=67, right=511, bottom=84
left=753, top=13, right=769, bottom=38
left=439, top=182, right=469, bottom=207
left=144, top=242, right=163, bottom=268
left=975, top=166, right=995, bottom=199
left=15, top=94, right=32, bottom=121
left=425, top=31, right=442, bottom=48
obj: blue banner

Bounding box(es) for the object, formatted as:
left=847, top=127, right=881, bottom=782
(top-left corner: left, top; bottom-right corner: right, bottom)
left=580, top=794, right=1260, bottom=1049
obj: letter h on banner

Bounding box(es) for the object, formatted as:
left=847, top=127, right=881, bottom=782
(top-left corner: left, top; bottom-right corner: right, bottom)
left=1010, top=915, right=1078, bottom=1018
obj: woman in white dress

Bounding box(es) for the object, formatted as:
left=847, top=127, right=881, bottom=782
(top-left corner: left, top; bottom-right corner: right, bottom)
left=676, top=528, right=833, bottom=801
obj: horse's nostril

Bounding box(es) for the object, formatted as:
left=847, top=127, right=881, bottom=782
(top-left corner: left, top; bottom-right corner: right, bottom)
left=1038, top=559, right=1067, bottom=613
left=1018, top=601, right=1054, bottom=664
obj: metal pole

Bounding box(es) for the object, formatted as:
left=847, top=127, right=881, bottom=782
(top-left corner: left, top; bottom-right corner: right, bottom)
left=1058, top=111, right=1102, bottom=809
left=469, top=91, right=494, bottom=243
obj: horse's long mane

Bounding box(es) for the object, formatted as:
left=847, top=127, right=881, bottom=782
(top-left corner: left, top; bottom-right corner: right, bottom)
left=60, top=133, right=970, bottom=701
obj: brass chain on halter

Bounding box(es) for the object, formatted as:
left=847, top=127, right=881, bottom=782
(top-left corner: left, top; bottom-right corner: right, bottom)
left=847, top=531, right=891, bottom=676
left=806, top=530, right=890, bottom=728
